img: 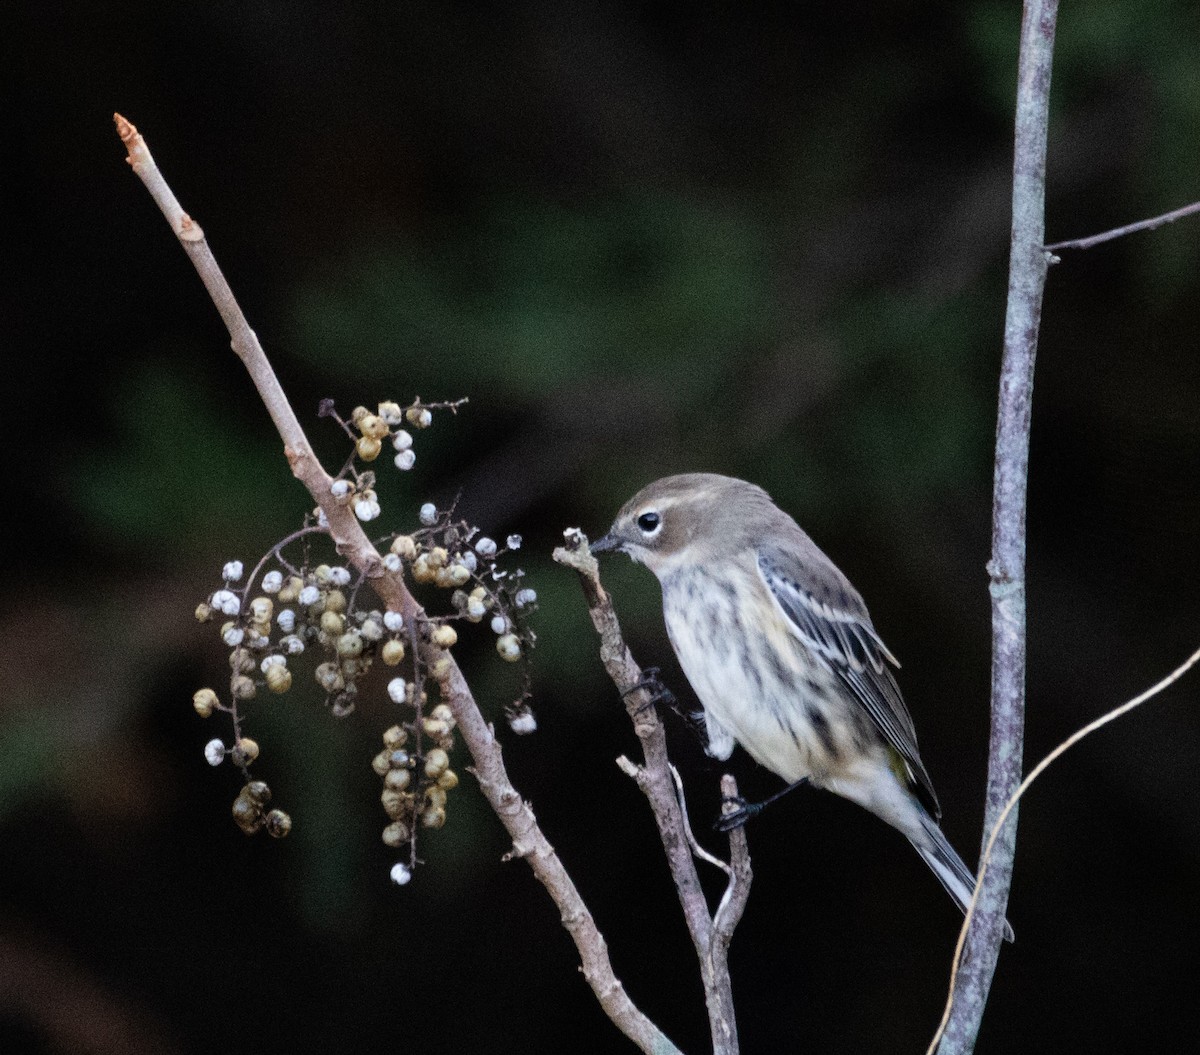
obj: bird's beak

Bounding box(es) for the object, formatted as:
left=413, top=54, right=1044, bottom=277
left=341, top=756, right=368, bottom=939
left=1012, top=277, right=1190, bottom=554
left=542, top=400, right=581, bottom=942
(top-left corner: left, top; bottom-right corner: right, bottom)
left=590, top=533, right=623, bottom=555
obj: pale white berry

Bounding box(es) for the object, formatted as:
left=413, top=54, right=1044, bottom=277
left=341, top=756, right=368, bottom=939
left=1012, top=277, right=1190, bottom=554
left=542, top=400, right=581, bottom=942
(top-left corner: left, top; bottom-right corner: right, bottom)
left=211, top=590, right=241, bottom=616
left=506, top=535, right=522, bottom=550
left=387, top=677, right=408, bottom=704
left=509, top=711, right=538, bottom=735
left=261, top=570, right=283, bottom=594
left=329, top=567, right=352, bottom=587
left=460, top=550, right=478, bottom=572
left=390, top=862, right=413, bottom=886
left=393, top=449, right=416, bottom=471
left=383, top=611, right=405, bottom=632
left=299, top=585, right=321, bottom=606
left=277, top=608, right=296, bottom=633
left=355, top=497, right=381, bottom=521
left=419, top=503, right=438, bottom=526
left=280, top=634, right=305, bottom=655
left=392, top=429, right=413, bottom=451
left=475, top=537, right=497, bottom=558
left=330, top=479, right=352, bottom=500
left=261, top=654, right=286, bottom=673
left=491, top=615, right=508, bottom=635
left=222, top=626, right=245, bottom=647
left=204, top=739, right=226, bottom=766
left=316, top=507, right=330, bottom=528
left=514, top=588, right=537, bottom=608
left=222, top=560, right=245, bottom=582
left=382, top=553, right=402, bottom=572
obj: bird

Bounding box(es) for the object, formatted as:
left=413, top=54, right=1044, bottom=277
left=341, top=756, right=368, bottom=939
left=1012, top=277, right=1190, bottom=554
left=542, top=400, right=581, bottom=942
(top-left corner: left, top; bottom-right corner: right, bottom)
left=591, top=472, right=1012, bottom=941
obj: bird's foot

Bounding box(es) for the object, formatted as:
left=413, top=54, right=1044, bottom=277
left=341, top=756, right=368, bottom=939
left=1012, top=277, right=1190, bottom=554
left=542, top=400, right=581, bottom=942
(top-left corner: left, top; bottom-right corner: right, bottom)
left=713, top=778, right=810, bottom=832
left=713, top=795, right=760, bottom=832
left=622, top=667, right=677, bottom=715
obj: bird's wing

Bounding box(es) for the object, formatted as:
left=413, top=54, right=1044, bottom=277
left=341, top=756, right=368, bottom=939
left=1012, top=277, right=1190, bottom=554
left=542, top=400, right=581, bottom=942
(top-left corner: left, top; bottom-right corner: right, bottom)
left=756, top=546, right=941, bottom=818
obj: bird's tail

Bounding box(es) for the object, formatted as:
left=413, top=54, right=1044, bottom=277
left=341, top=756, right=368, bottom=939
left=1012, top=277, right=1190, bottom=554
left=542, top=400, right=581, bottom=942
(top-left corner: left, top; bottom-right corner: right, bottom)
left=911, top=811, right=1015, bottom=943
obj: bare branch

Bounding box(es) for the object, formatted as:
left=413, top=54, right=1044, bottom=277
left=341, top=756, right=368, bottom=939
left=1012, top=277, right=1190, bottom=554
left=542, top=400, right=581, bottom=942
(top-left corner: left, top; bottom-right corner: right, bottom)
left=1045, top=199, right=1200, bottom=252
left=555, top=532, right=748, bottom=1055
left=928, top=643, right=1200, bottom=1054
left=115, top=114, right=679, bottom=1055
left=938, top=4, right=1059, bottom=1053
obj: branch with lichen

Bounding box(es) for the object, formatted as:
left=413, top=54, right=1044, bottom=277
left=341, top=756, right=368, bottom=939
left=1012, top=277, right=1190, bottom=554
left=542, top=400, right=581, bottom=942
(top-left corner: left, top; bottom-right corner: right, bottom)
left=114, top=113, right=679, bottom=1055
left=555, top=533, right=752, bottom=1055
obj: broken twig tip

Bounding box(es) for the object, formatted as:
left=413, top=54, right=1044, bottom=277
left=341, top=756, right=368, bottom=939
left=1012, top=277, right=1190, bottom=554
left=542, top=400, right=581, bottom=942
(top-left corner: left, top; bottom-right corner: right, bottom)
left=113, top=113, right=137, bottom=141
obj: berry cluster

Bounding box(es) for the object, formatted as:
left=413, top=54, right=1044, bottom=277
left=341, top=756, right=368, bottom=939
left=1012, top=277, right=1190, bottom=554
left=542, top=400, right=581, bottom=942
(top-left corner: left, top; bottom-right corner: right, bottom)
left=190, top=398, right=536, bottom=879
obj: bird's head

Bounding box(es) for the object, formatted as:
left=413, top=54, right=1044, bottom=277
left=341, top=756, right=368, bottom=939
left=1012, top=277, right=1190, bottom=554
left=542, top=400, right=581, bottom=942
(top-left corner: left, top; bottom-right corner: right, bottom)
left=591, top=473, right=774, bottom=577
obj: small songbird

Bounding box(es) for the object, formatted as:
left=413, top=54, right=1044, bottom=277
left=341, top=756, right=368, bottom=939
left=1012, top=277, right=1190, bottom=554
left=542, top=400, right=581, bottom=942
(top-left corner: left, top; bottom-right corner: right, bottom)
left=592, top=473, right=1011, bottom=940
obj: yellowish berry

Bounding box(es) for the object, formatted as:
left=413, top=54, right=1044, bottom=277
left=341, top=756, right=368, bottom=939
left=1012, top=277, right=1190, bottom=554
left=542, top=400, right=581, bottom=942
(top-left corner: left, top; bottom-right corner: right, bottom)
left=391, top=535, right=418, bottom=560
left=278, top=576, right=304, bottom=603
left=424, top=748, right=449, bottom=778
left=383, top=725, right=408, bottom=748
left=382, top=821, right=409, bottom=847
left=232, top=793, right=263, bottom=835
left=336, top=631, right=364, bottom=657
left=437, top=769, right=459, bottom=790
left=195, top=602, right=214, bottom=623
left=385, top=768, right=412, bottom=792
left=411, top=555, right=436, bottom=584
left=231, top=675, right=256, bottom=700
left=324, top=589, right=347, bottom=614
left=382, top=639, right=406, bottom=665
left=193, top=688, right=218, bottom=718
left=496, top=633, right=522, bottom=662
left=431, top=624, right=458, bottom=649
left=235, top=737, right=260, bottom=762
left=358, top=413, right=390, bottom=440
left=266, top=666, right=292, bottom=694
left=420, top=805, right=446, bottom=829
left=372, top=750, right=392, bottom=777
left=249, top=597, right=273, bottom=622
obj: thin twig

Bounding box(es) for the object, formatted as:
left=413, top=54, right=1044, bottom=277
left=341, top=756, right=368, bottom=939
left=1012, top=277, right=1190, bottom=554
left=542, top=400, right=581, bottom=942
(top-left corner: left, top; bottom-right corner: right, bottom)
left=1045, top=199, right=1200, bottom=252
left=115, top=114, right=680, bottom=1055
left=928, top=644, right=1200, bottom=1054
left=555, top=530, right=746, bottom=1055
left=939, top=4, right=1059, bottom=1053
left=669, top=764, right=733, bottom=880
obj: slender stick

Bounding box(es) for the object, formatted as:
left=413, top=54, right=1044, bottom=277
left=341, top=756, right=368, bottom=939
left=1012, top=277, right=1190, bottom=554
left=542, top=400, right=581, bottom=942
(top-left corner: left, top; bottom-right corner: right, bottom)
left=928, top=643, right=1200, bottom=1053
left=114, top=114, right=680, bottom=1055
left=937, top=4, right=1058, bottom=1053
left=555, top=533, right=750, bottom=1055
left=1045, top=199, right=1200, bottom=252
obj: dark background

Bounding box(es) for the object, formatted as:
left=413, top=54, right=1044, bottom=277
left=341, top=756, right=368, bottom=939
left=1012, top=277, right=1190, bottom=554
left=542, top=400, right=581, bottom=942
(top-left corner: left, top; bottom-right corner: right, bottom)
left=4, top=3, right=1200, bottom=1053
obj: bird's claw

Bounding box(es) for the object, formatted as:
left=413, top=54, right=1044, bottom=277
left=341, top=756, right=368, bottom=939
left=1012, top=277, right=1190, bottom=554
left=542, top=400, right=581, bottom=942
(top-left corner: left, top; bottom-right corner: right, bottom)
left=713, top=796, right=760, bottom=832
left=622, top=667, right=677, bottom=715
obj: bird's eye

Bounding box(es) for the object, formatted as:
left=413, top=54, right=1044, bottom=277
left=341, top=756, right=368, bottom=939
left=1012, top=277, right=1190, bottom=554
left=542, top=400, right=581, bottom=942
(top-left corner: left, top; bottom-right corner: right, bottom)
left=636, top=511, right=661, bottom=534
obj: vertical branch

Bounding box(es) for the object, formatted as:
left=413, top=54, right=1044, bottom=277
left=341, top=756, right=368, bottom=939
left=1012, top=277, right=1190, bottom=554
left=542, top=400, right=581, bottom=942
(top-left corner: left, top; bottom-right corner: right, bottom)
left=938, top=3, right=1058, bottom=1053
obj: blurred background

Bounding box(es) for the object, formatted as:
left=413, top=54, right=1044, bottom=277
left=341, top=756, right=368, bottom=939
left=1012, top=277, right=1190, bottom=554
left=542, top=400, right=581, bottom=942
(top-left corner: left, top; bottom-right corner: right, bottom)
left=4, top=2, right=1200, bottom=1052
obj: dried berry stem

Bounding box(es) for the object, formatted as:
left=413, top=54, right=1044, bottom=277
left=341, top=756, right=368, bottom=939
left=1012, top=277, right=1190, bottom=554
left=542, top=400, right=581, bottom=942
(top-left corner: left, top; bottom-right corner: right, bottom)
left=115, top=114, right=679, bottom=1055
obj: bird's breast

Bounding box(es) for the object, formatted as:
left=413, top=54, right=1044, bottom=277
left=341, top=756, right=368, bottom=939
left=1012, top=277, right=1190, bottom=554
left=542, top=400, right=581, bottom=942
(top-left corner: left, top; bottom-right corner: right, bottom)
left=660, top=565, right=872, bottom=785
